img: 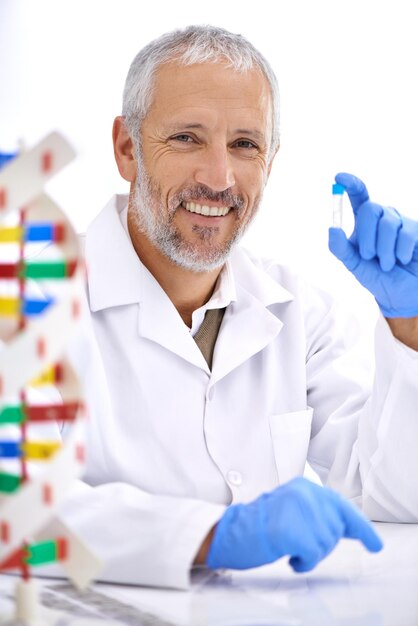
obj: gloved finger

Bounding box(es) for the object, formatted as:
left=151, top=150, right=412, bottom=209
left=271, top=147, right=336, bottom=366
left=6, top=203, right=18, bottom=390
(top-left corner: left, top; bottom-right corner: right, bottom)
left=289, top=546, right=322, bottom=573
left=355, top=201, right=383, bottom=260
left=329, top=227, right=361, bottom=272
left=289, top=518, right=342, bottom=573
left=329, top=228, right=386, bottom=295
left=396, top=218, right=418, bottom=265
left=335, top=172, right=370, bottom=214
left=338, top=498, right=383, bottom=553
left=289, top=556, right=314, bottom=573
left=376, top=207, right=402, bottom=272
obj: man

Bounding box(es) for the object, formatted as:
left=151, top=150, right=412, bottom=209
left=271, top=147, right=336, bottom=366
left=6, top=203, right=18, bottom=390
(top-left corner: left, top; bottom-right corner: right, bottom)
left=56, top=25, right=418, bottom=589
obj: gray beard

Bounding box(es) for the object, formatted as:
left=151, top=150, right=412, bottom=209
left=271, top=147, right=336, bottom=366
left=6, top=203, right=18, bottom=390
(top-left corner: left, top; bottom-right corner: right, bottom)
left=130, top=159, right=262, bottom=273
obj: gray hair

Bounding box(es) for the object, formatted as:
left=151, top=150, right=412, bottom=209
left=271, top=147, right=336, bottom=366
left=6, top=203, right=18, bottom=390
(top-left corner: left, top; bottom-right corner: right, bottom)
left=122, top=25, right=280, bottom=160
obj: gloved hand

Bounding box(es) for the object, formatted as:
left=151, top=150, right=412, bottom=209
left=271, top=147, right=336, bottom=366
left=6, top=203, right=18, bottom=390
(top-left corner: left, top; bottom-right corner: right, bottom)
left=206, top=477, right=382, bottom=572
left=328, top=172, right=418, bottom=317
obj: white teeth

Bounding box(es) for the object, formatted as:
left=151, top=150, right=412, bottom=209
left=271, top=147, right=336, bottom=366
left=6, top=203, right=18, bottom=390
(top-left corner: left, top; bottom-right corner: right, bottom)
left=184, top=202, right=230, bottom=217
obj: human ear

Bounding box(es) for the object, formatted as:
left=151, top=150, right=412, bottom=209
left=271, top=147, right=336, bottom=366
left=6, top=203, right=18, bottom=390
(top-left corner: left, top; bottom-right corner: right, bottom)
left=112, top=116, right=137, bottom=183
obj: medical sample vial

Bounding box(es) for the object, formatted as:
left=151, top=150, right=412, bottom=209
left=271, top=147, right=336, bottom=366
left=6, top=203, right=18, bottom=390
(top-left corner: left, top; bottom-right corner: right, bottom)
left=332, top=183, right=345, bottom=228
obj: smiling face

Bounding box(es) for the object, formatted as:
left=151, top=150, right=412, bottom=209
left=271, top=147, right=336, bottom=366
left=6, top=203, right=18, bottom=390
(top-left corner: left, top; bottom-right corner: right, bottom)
left=129, top=61, right=275, bottom=273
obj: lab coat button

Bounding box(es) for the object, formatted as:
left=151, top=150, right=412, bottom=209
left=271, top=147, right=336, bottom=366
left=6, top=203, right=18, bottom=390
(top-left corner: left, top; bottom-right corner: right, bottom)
left=227, top=470, right=242, bottom=486
left=207, top=387, right=215, bottom=401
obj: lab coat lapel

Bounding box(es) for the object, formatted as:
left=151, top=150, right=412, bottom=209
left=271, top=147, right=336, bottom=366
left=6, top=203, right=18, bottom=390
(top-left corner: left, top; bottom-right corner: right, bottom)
left=211, top=290, right=284, bottom=383
left=138, top=267, right=210, bottom=373
left=211, top=249, right=294, bottom=383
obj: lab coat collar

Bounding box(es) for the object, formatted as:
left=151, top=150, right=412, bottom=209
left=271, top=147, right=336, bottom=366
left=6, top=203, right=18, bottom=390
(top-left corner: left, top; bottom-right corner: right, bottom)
left=230, top=247, right=294, bottom=307
left=86, top=195, right=295, bottom=376
left=86, top=194, right=145, bottom=312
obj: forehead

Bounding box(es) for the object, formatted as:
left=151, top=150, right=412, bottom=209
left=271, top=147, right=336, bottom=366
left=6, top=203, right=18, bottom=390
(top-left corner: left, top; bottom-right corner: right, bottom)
left=146, top=61, right=272, bottom=132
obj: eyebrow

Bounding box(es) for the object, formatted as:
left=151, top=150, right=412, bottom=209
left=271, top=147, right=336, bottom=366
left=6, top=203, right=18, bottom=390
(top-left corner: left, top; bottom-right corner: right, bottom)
left=235, top=128, right=266, bottom=143
left=167, top=123, right=267, bottom=143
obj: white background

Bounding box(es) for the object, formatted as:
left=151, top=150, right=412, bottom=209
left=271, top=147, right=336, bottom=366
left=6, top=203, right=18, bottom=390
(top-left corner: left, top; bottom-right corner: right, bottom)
left=1, top=0, right=418, bottom=334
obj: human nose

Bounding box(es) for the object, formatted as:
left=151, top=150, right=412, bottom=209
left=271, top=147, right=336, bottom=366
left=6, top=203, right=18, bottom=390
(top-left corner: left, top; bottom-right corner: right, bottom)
left=194, top=144, right=235, bottom=191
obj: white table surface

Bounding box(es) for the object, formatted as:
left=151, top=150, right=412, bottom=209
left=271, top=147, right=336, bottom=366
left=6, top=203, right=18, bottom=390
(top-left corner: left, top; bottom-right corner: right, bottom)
left=1, top=522, right=417, bottom=626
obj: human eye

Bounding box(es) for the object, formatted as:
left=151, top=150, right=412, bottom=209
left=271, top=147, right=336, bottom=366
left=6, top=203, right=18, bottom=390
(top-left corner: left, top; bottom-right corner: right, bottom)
left=233, top=139, right=258, bottom=150
left=171, top=134, right=195, bottom=143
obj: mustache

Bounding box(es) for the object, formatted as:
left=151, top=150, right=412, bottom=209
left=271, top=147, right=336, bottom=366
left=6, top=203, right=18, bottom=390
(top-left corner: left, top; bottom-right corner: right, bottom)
left=170, top=186, right=245, bottom=211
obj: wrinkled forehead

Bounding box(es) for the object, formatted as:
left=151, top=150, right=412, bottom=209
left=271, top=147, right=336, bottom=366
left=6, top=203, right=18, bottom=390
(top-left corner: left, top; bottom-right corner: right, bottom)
left=146, top=61, right=273, bottom=133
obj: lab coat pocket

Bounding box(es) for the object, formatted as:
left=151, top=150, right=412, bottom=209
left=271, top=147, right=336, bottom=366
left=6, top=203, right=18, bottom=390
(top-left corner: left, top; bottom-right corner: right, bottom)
left=269, top=407, right=313, bottom=485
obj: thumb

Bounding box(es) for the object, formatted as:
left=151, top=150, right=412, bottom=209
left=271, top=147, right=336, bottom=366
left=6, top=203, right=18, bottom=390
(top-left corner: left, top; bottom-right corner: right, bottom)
left=329, top=227, right=361, bottom=272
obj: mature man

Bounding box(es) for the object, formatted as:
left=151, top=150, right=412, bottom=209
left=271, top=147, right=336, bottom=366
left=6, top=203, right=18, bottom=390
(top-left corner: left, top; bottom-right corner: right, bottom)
left=55, top=25, right=418, bottom=589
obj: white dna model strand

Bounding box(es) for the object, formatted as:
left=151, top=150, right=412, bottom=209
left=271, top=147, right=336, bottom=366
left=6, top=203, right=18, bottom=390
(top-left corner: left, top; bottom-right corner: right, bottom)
left=0, top=133, right=101, bottom=624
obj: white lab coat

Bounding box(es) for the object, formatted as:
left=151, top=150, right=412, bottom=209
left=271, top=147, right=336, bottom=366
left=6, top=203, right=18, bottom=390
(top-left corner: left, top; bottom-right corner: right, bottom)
left=48, top=195, right=418, bottom=589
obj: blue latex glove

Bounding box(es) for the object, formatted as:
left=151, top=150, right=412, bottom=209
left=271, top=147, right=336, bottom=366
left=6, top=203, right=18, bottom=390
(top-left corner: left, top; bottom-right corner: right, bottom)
left=206, top=477, right=383, bottom=572
left=329, top=172, right=418, bottom=317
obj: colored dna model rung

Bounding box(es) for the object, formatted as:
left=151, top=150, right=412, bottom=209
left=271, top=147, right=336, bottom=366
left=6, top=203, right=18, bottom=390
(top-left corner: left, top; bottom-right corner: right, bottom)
left=0, top=133, right=100, bottom=623
left=0, top=221, right=76, bottom=319
left=0, top=261, right=76, bottom=320
left=0, top=537, right=68, bottom=571
left=0, top=222, right=65, bottom=243
left=0, top=389, right=79, bottom=493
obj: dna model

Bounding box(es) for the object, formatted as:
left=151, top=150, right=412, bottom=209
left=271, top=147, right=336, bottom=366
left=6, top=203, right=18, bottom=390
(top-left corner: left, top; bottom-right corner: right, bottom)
left=0, top=133, right=100, bottom=624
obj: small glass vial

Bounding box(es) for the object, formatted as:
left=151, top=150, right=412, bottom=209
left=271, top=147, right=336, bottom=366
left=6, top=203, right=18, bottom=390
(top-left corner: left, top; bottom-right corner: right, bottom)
left=332, top=183, right=345, bottom=228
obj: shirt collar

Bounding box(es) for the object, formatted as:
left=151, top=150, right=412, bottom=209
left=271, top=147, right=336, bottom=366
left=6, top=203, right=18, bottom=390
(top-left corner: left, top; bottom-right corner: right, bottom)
left=190, top=263, right=237, bottom=335
left=85, top=194, right=294, bottom=313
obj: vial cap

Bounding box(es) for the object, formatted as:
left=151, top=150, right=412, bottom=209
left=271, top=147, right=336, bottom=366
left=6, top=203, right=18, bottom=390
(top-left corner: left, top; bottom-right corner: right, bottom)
left=332, top=183, right=346, bottom=195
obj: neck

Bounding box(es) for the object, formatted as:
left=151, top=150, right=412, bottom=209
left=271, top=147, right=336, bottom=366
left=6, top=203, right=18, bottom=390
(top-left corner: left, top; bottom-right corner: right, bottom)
left=127, top=211, right=222, bottom=328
